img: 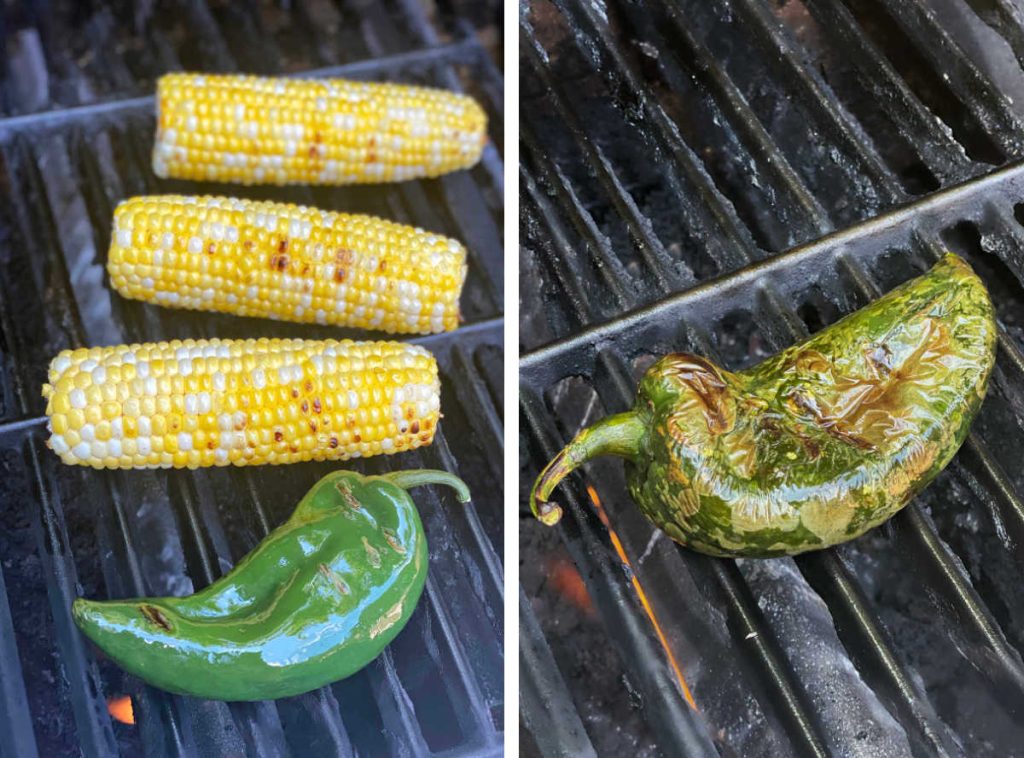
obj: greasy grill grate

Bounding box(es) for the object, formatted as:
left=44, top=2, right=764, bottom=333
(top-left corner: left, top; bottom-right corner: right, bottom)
left=0, top=2, right=503, bottom=756
left=520, top=1, right=1024, bottom=755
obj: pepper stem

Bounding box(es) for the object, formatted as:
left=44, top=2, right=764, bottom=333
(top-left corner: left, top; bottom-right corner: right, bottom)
left=530, top=411, right=646, bottom=526
left=379, top=469, right=471, bottom=503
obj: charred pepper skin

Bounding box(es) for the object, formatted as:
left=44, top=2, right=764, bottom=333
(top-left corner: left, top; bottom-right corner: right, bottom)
left=531, top=254, right=996, bottom=557
left=73, top=469, right=470, bottom=701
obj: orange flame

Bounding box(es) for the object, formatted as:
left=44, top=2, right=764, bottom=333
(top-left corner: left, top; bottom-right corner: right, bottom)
left=586, top=485, right=698, bottom=711
left=107, top=695, right=135, bottom=725
left=547, top=555, right=595, bottom=615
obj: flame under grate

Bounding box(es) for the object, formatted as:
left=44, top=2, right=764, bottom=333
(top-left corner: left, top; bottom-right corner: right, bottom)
left=520, top=1, right=1024, bottom=755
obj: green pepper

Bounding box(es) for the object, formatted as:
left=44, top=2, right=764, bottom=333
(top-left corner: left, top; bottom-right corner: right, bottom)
left=73, top=469, right=470, bottom=701
left=531, top=253, right=996, bottom=557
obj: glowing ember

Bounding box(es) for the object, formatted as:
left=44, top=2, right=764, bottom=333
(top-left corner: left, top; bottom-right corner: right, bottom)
left=585, top=484, right=698, bottom=712
left=546, top=555, right=595, bottom=616
left=107, top=695, right=135, bottom=725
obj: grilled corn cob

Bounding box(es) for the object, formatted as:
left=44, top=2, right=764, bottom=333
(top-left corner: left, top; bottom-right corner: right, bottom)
left=152, top=72, right=487, bottom=185
left=108, top=195, right=466, bottom=334
left=42, top=338, right=440, bottom=469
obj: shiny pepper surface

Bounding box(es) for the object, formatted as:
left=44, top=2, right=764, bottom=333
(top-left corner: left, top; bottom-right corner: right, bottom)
left=73, top=469, right=470, bottom=700
left=531, top=254, right=996, bottom=557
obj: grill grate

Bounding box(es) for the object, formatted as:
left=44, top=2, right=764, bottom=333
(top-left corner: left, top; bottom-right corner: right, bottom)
left=0, top=2, right=503, bottom=756
left=520, top=1, right=1024, bottom=755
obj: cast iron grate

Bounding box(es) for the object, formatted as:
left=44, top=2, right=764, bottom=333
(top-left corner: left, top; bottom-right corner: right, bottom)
left=0, top=1, right=503, bottom=756
left=521, top=1, right=1024, bottom=755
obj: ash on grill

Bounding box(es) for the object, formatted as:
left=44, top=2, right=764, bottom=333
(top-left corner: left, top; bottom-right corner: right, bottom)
left=521, top=0, right=1024, bottom=755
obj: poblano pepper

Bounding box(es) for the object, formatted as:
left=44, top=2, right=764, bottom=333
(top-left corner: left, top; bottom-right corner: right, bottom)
left=531, top=253, right=996, bottom=557
left=73, top=469, right=470, bottom=701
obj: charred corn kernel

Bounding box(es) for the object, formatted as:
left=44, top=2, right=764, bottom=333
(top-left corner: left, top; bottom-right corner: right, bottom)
left=42, top=338, right=441, bottom=470
left=108, top=195, right=466, bottom=334
left=152, top=72, right=487, bottom=185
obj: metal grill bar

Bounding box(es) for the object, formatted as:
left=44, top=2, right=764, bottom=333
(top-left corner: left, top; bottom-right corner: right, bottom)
left=800, top=0, right=974, bottom=183
left=532, top=0, right=1024, bottom=413
left=519, top=589, right=596, bottom=757
left=541, top=0, right=761, bottom=266
left=0, top=3, right=503, bottom=752
left=614, top=0, right=831, bottom=247
left=751, top=248, right=1024, bottom=689
left=520, top=31, right=695, bottom=290
left=521, top=0, right=1021, bottom=349
left=521, top=140, right=1024, bottom=751
left=589, top=347, right=832, bottom=756
left=519, top=126, right=634, bottom=318
left=520, top=391, right=721, bottom=754
left=523, top=161, right=1024, bottom=380
left=796, top=549, right=961, bottom=755
left=965, top=0, right=1024, bottom=70
left=178, top=0, right=237, bottom=72
left=25, top=439, right=120, bottom=756
left=0, top=37, right=483, bottom=137
left=724, top=0, right=904, bottom=205
left=871, top=0, right=1024, bottom=156
left=449, top=346, right=504, bottom=471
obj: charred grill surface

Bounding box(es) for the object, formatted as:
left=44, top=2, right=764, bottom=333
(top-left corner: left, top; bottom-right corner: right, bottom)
left=521, top=1, right=1024, bottom=755
left=0, top=2, right=503, bottom=756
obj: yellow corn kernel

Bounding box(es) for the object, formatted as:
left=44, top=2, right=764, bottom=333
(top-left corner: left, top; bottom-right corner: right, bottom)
left=152, top=72, right=487, bottom=185
left=108, top=195, right=466, bottom=334
left=85, top=405, right=103, bottom=425
left=41, top=338, right=440, bottom=470
left=95, top=421, right=112, bottom=442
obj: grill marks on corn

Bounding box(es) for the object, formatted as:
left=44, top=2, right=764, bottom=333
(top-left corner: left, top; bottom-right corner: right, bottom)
left=151, top=72, right=487, bottom=186
left=41, top=338, right=441, bottom=469
left=108, top=195, right=467, bottom=334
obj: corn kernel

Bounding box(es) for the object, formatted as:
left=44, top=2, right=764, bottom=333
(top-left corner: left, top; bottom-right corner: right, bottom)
left=153, top=72, right=486, bottom=186
left=107, top=195, right=466, bottom=335
left=42, top=338, right=440, bottom=469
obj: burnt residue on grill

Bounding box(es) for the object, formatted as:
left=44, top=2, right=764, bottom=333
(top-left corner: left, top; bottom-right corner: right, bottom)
left=520, top=517, right=660, bottom=758
left=521, top=0, right=1024, bottom=754
left=0, top=2, right=504, bottom=756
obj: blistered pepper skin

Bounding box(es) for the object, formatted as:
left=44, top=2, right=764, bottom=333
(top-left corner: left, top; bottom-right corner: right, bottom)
left=531, top=254, right=996, bottom=557
left=73, top=469, right=469, bottom=701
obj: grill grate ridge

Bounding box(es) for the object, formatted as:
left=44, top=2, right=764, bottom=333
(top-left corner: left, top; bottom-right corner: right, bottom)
left=520, top=4, right=1024, bottom=740
left=0, top=3, right=504, bottom=753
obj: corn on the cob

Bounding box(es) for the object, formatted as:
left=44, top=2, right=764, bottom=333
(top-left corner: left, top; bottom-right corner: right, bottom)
left=42, top=338, right=440, bottom=469
left=108, top=195, right=466, bottom=334
left=152, top=72, right=487, bottom=185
